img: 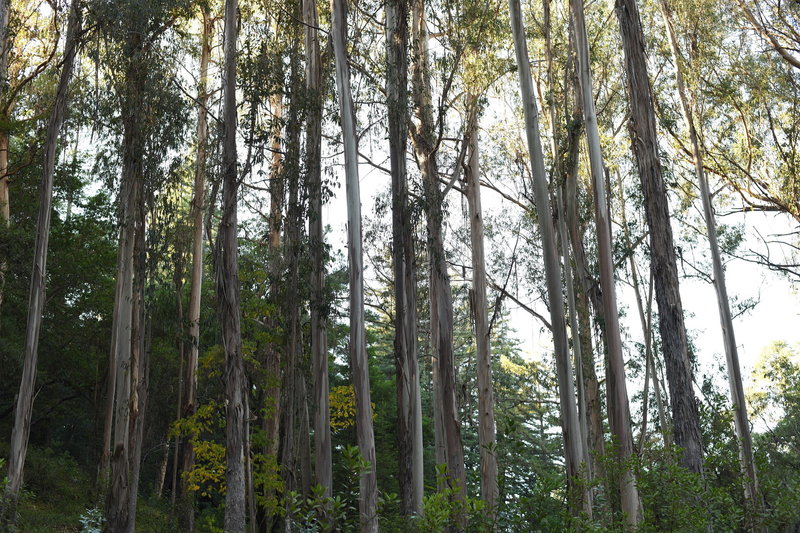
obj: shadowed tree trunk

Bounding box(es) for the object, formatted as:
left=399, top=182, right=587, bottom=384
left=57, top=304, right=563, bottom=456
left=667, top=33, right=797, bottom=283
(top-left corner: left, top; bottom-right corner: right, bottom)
left=219, top=0, right=247, bottom=528
left=2, top=2, right=81, bottom=526
left=304, top=0, right=332, bottom=499
left=409, top=0, right=466, bottom=511
left=330, top=0, right=379, bottom=529
left=615, top=0, right=704, bottom=475
left=178, top=10, right=213, bottom=532
left=659, top=1, right=764, bottom=525
left=386, top=0, right=423, bottom=516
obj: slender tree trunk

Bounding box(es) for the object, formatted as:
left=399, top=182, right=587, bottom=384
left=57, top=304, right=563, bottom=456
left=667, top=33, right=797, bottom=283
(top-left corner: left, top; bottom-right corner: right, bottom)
left=570, top=0, right=641, bottom=524
left=330, top=0, right=378, bottom=529
left=465, top=106, right=499, bottom=515
left=304, top=0, right=332, bottom=499
left=508, top=0, right=586, bottom=516
left=179, top=12, right=212, bottom=531
left=615, top=0, right=704, bottom=475
left=2, top=3, right=81, bottom=525
left=659, top=1, right=763, bottom=524
left=410, top=0, right=466, bottom=509
left=386, top=0, right=423, bottom=516
left=219, top=0, right=246, bottom=528
left=0, top=0, right=10, bottom=320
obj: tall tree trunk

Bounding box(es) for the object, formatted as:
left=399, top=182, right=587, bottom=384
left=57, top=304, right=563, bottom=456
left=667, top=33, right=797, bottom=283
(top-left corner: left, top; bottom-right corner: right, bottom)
left=659, top=1, right=763, bottom=524
left=105, top=27, right=147, bottom=532
left=304, top=0, right=332, bottom=499
left=2, top=3, right=81, bottom=525
left=330, top=0, right=378, bottom=529
left=615, top=0, right=704, bottom=475
left=0, top=0, right=10, bottom=320
left=219, top=0, right=247, bottom=528
left=570, top=0, right=641, bottom=524
left=409, top=0, right=467, bottom=508
left=508, top=0, right=586, bottom=515
left=464, top=105, right=499, bottom=515
left=179, top=10, right=212, bottom=532
left=386, top=0, right=423, bottom=516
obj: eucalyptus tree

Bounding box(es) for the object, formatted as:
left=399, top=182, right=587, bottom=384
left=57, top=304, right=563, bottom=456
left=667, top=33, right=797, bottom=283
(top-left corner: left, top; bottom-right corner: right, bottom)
left=2, top=1, right=81, bottom=526
left=570, top=0, right=641, bottom=523
left=218, top=0, right=247, bottom=528
left=615, top=0, right=704, bottom=475
left=176, top=9, right=213, bottom=531
left=304, top=0, right=332, bottom=499
left=660, top=0, right=763, bottom=524
left=331, top=0, right=379, bottom=528
left=385, top=0, right=424, bottom=515
left=508, top=0, right=586, bottom=515
left=409, top=0, right=466, bottom=503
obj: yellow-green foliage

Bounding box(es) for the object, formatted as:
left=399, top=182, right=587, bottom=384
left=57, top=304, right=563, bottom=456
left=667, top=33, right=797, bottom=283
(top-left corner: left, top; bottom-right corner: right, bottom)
left=329, top=385, right=376, bottom=431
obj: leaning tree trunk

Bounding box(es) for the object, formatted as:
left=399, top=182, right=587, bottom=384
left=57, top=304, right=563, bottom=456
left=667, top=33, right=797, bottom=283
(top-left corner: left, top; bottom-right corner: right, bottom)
left=219, top=0, right=247, bottom=528
left=508, top=0, right=586, bottom=515
left=304, top=0, right=332, bottom=499
left=178, top=9, right=212, bottom=532
left=465, top=105, right=499, bottom=515
left=410, top=0, right=467, bottom=509
left=2, top=2, right=81, bottom=526
left=615, top=0, right=704, bottom=475
left=570, top=0, right=641, bottom=524
left=330, top=0, right=379, bottom=530
left=659, top=1, right=763, bottom=525
left=386, top=0, right=424, bottom=516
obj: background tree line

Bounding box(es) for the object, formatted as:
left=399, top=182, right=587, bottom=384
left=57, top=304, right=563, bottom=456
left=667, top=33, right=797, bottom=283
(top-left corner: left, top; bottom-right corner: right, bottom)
left=0, top=0, right=799, bottom=530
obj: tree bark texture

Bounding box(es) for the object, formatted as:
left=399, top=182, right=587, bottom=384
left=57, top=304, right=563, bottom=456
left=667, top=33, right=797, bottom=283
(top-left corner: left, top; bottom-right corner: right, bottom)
left=659, top=0, right=763, bottom=524
left=219, top=0, right=247, bottom=528
left=3, top=2, right=81, bottom=525
left=330, top=0, right=379, bottom=529
left=304, top=0, right=332, bottom=499
left=410, top=0, right=467, bottom=507
left=570, top=0, right=642, bottom=523
left=615, top=0, right=704, bottom=475
left=465, top=107, right=499, bottom=514
left=508, top=0, right=585, bottom=514
left=386, top=0, right=424, bottom=516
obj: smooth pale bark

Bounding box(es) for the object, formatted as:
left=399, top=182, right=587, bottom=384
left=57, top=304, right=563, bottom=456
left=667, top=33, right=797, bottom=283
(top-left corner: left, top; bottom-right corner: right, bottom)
left=542, top=4, right=592, bottom=513
left=410, top=0, right=466, bottom=507
left=615, top=0, right=704, bottom=475
left=659, top=1, right=763, bottom=524
left=330, top=0, right=378, bottom=529
left=386, top=0, right=423, bottom=515
left=304, top=0, right=332, bottom=499
left=219, top=0, right=247, bottom=528
left=570, top=0, right=641, bottom=524
left=465, top=109, right=499, bottom=514
left=178, top=10, right=212, bottom=531
left=105, top=26, right=147, bottom=532
left=508, top=0, right=585, bottom=513
left=2, top=2, right=81, bottom=525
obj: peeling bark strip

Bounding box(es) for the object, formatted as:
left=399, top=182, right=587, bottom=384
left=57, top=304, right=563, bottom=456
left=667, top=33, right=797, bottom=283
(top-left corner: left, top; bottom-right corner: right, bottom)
left=219, top=0, right=247, bottom=529
left=2, top=1, right=82, bottom=526
left=330, top=0, right=379, bottom=529
left=615, top=0, right=704, bottom=475
left=508, top=0, right=585, bottom=516
left=386, top=0, right=424, bottom=516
